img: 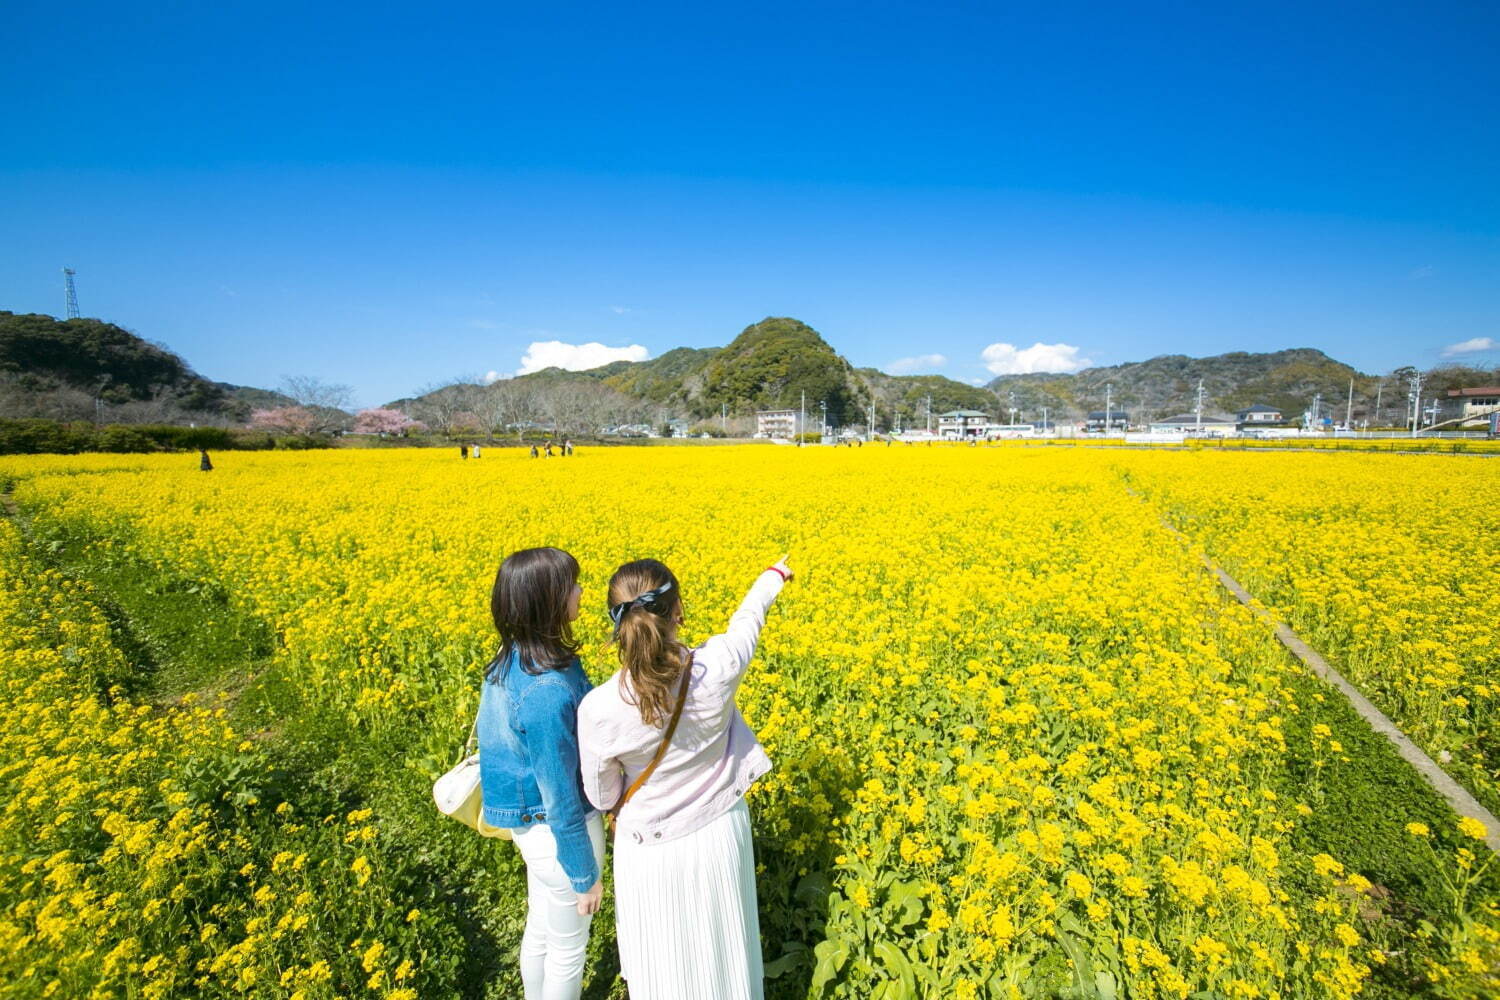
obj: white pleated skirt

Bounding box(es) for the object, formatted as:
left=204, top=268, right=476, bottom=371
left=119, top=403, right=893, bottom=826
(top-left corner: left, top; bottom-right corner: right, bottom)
left=613, top=798, right=763, bottom=1000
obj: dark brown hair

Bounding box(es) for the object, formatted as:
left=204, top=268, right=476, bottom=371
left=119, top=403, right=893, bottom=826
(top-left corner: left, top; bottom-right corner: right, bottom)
left=609, top=559, right=688, bottom=727
left=488, top=547, right=581, bottom=678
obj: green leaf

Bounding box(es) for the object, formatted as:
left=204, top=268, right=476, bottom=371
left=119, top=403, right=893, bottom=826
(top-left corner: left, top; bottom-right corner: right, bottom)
left=873, top=940, right=916, bottom=997
left=810, top=940, right=850, bottom=995
left=796, top=871, right=833, bottom=907
left=764, top=945, right=805, bottom=980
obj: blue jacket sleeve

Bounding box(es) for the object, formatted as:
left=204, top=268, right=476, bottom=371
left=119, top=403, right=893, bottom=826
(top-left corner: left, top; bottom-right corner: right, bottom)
left=519, top=679, right=600, bottom=894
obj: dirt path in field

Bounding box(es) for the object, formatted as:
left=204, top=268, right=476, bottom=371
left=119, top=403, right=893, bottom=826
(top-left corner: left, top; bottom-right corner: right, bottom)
left=1128, top=483, right=1500, bottom=854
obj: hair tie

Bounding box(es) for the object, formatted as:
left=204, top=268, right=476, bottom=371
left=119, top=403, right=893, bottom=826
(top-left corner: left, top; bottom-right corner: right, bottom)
left=609, top=580, right=675, bottom=631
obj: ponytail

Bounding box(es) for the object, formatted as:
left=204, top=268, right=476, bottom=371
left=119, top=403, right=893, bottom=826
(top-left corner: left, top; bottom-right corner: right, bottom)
left=608, top=559, right=688, bottom=727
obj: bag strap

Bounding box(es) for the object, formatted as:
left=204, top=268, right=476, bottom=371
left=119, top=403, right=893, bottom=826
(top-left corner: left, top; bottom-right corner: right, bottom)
left=612, top=649, right=692, bottom=814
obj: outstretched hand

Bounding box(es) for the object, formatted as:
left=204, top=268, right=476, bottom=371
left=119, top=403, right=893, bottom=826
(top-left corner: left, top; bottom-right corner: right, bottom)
left=771, top=554, right=794, bottom=582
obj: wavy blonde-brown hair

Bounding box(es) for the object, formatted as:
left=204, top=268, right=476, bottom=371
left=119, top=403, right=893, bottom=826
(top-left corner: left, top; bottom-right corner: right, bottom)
left=608, top=559, right=689, bottom=727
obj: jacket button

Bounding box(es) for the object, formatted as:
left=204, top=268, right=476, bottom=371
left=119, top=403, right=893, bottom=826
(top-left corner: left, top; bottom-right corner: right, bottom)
left=521, top=814, right=532, bottom=823
left=653, top=832, right=661, bottom=839
left=535, top=812, right=545, bottom=821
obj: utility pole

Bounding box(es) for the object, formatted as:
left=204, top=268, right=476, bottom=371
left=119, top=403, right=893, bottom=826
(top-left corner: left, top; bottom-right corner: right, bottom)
left=819, top=400, right=828, bottom=441
left=1408, top=370, right=1423, bottom=437
left=1345, top=378, right=1354, bottom=431
left=1194, top=379, right=1205, bottom=434
left=1308, top=392, right=1322, bottom=431
left=1104, top=383, right=1113, bottom=435
left=800, top=391, right=806, bottom=446
left=867, top=402, right=874, bottom=439
left=1041, top=405, right=1049, bottom=435
left=721, top=402, right=727, bottom=434
left=1374, top=380, right=1384, bottom=428
left=925, top=395, right=933, bottom=435
left=62, top=268, right=80, bottom=319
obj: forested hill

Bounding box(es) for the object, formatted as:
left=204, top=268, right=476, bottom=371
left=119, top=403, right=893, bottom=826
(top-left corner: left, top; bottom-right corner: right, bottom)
left=511, top=320, right=1398, bottom=426
left=0, top=311, right=277, bottom=419
left=987, top=348, right=1374, bottom=421
left=516, top=317, right=995, bottom=426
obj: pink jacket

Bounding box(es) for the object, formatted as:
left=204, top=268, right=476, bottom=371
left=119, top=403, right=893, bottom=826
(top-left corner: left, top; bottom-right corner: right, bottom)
left=577, top=569, right=784, bottom=846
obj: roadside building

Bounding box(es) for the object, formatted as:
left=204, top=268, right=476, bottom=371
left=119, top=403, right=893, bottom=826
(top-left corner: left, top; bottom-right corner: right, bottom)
left=1445, top=387, right=1500, bottom=427
left=1149, top=413, right=1238, bottom=436
left=1236, top=404, right=1283, bottom=425
left=937, top=409, right=990, bottom=439
left=1085, top=410, right=1130, bottom=431
left=755, top=409, right=798, bottom=439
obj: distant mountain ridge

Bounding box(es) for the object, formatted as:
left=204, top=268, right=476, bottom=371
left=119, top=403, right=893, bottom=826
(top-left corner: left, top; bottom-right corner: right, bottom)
left=502, top=317, right=1004, bottom=427
left=498, top=320, right=1393, bottom=426
left=11, top=307, right=1483, bottom=432
left=985, top=347, right=1373, bottom=423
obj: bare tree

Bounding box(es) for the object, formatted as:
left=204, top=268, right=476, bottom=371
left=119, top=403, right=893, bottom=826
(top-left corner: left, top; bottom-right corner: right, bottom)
left=410, top=376, right=489, bottom=436
left=278, top=375, right=355, bottom=412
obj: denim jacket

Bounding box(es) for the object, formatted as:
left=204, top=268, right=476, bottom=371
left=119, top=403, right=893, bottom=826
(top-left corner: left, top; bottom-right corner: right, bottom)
left=477, top=648, right=599, bottom=893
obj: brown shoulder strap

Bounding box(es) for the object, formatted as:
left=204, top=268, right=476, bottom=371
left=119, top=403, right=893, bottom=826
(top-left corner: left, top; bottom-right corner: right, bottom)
left=613, top=650, right=692, bottom=813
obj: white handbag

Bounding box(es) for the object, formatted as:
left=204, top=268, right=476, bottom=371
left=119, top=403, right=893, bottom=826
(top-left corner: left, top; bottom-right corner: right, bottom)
left=432, top=722, right=512, bottom=840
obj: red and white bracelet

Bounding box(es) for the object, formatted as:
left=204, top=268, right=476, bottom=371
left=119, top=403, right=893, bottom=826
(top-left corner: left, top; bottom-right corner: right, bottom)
left=765, top=565, right=789, bottom=581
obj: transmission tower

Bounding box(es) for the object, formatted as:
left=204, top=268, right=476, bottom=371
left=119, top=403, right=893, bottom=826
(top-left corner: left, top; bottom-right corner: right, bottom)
left=62, top=268, right=79, bottom=319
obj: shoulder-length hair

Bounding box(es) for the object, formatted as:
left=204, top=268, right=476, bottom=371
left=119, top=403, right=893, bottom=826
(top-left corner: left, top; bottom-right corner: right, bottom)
left=487, top=547, right=580, bottom=678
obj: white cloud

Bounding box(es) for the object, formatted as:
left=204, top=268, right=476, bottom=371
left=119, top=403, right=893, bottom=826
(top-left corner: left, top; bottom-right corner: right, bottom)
left=609, top=305, right=631, bottom=315
left=887, top=353, right=947, bottom=374
left=517, top=340, right=649, bottom=375
left=981, top=341, right=1091, bottom=375
left=1408, top=265, right=1436, bottom=280
left=483, top=371, right=505, bottom=384
left=1440, top=337, right=1496, bottom=358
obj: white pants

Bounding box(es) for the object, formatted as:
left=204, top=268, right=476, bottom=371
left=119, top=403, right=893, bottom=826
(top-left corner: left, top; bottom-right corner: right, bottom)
left=510, top=813, right=606, bottom=1000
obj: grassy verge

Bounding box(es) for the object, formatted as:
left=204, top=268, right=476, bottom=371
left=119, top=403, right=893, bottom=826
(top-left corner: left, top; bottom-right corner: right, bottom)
left=1273, top=659, right=1499, bottom=997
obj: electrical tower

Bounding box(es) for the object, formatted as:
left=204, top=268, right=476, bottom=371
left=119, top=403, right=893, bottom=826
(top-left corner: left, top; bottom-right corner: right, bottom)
left=62, top=268, right=80, bottom=319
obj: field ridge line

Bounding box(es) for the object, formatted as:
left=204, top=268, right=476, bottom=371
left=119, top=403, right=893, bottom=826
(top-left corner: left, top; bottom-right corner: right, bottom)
left=1128, top=485, right=1500, bottom=854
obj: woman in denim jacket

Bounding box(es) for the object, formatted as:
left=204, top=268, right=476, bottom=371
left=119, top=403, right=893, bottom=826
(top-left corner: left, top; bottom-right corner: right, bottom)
left=477, top=547, right=604, bottom=1000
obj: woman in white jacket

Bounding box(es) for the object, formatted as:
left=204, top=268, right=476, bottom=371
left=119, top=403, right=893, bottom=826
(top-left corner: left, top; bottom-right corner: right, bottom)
left=577, top=555, right=793, bottom=1000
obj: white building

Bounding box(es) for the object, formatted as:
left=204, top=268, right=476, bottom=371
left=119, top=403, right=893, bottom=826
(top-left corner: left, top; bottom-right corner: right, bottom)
left=1446, top=387, right=1500, bottom=426
left=937, top=409, right=990, bottom=439
left=1236, top=404, right=1283, bottom=424
left=755, top=409, right=798, bottom=439
left=1148, top=413, right=1238, bottom=436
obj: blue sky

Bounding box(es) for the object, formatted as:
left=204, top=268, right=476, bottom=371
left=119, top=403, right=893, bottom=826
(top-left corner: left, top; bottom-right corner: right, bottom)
left=3, top=1, right=1497, bottom=407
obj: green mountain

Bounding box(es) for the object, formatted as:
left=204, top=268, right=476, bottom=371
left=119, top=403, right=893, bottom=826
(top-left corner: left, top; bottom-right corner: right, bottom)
left=986, top=348, right=1377, bottom=422
left=500, top=324, right=1404, bottom=429
left=0, top=311, right=239, bottom=413
left=411, top=318, right=1487, bottom=431
left=510, top=317, right=993, bottom=428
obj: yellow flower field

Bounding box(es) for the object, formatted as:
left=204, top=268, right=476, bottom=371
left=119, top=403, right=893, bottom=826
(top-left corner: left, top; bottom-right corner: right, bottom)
left=0, top=445, right=1495, bottom=999
left=1124, top=451, right=1500, bottom=815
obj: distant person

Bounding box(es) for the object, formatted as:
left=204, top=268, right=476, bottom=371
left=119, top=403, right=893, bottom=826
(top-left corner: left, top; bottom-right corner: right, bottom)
left=530, top=444, right=540, bottom=459
left=473, top=443, right=482, bottom=459
left=461, top=444, right=469, bottom=460
left=545, top=442, right=554, bottom=458
left=198, top=449, right=213, bottom=472
left=564, top=438, right=574, bottom=456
